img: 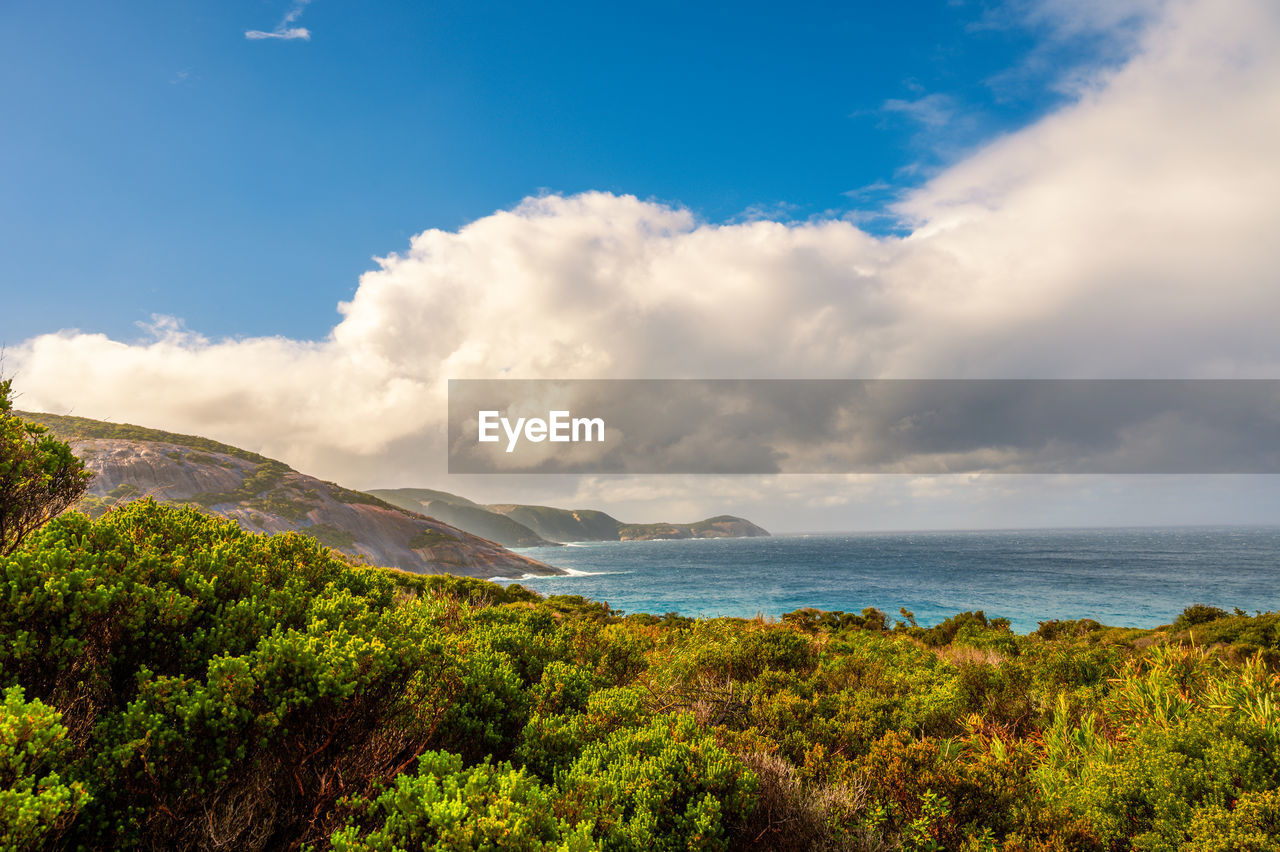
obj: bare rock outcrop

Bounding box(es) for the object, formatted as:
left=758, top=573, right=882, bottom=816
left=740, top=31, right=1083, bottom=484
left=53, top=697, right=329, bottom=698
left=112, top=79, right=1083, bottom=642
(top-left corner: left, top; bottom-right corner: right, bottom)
left=23, top=413, right=562, bottom=579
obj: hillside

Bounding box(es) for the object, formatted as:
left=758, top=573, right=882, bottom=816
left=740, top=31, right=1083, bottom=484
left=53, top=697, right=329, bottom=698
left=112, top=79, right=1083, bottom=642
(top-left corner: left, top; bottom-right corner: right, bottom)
left=486, top=503, right=771, bottom=542
left=373, top=488, right=557, bottom=548
left=618, top=514, right=772, bottom=541
left=370, top=489, right=772, bottom=545
left=21, top=412, right=562, bottom=579
left=486, top=504, right=627, bottom=542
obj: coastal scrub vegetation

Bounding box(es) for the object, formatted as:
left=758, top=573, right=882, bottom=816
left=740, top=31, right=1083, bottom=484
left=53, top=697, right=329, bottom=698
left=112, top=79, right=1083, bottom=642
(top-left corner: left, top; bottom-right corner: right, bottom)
left=1, top=501, right=1278, bottom=849
left=0, top=381, right=91, bottom=556
left=3, top=403, right=1280, bottom=850
left=16, top=411, right=272, bottom=466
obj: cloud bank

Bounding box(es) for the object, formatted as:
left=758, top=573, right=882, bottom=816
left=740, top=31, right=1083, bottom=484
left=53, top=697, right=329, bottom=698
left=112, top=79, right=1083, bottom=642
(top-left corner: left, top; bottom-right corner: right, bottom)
left=15, top=0, right=1280, bottom=525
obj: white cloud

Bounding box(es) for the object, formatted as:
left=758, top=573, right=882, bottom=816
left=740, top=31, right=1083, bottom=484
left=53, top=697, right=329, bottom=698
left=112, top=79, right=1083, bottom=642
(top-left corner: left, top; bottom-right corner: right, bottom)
left=979, top=0, right=1171, bottom=103
left=881, top=94, right=956, bottom=129
left=14, top=0, right=1280, bottom=527
left=1013, top=0, right=1168, bottom=41
left=245, top=28, right=310, bottom=41
left=245, top=0, right=313, bottom=41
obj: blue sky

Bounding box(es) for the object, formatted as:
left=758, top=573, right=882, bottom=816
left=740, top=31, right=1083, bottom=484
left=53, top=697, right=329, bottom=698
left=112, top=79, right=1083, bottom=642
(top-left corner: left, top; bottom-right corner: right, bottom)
left=3, top=0, right=1114, bottom=345
left=9, top=0, right=1280, bottom=530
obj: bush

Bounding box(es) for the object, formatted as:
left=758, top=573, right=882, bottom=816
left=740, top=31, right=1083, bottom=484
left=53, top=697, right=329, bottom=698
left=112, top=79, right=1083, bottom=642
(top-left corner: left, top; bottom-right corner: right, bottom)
left=330, top=750, right=596, bottom=851
left=0, top=686, right=89, bottom=851
left=3, top=494, right=1280, bottom=849
left=1175, top=604, right=1232, bottom=630
left=0, top=381, right=91, bottom=556
left=555, top=713, right=757, bottom=852
left=0, top=501, right=459, bottom=848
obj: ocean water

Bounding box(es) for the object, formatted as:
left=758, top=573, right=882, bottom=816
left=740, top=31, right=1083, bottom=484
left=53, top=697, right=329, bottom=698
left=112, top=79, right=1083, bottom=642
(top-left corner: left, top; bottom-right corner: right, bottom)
left=504, top=527, right=1280, bottom=633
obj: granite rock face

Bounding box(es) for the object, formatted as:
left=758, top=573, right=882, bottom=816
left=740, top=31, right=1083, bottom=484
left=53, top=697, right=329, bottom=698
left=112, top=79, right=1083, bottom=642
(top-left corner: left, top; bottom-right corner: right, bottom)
left=77, top=439, right=560, bottom=578
left=23, top=413, right=562, bottom=579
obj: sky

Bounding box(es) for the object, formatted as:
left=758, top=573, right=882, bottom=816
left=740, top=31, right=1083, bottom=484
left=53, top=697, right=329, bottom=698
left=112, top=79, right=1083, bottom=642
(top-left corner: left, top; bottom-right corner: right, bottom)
left=4, top=0, right=1280, bottom=532
left=1, top=0, right=1129, bottom=344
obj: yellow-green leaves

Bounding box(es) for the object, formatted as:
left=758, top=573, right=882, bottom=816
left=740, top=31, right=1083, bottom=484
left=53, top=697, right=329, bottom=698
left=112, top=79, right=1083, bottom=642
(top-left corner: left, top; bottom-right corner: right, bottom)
left=0, top=686, right=89, bottom=851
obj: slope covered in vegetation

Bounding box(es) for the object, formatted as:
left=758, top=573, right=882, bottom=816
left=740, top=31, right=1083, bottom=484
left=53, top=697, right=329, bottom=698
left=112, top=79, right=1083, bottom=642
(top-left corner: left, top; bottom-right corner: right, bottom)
left=486, top=503, right=771, bottom=542
left=372, top=488, right=559, bottom=548
left=2, top=501, right=1279, bottom=850
left=373, top=489, right=772, bottom=548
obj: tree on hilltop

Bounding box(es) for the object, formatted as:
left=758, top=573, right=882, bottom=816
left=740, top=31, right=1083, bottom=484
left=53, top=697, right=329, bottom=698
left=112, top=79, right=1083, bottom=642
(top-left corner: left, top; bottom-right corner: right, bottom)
left=0, top=378, right=91, bottom=555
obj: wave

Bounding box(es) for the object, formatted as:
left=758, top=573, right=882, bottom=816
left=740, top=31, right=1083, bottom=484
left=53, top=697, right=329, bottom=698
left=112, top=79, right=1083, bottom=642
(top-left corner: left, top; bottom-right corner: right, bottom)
left=561, top=566, right=622, bottom=577
left=492, top=566, right=624, bottom=582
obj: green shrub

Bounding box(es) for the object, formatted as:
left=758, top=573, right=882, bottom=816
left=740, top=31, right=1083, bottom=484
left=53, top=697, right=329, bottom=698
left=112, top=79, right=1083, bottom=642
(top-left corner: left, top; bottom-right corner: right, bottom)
left=0, top=501, right=458, bottom=848
left=1175, top=604, right=1232, bottom=630
left=3, top=493, right=1280, bottom=849
left=1034, top=618, right=1104, bottom=641
left=1183, top=789, right=1280, bottom=851
left=330, top=750, right=596, bottom=852
left=555, top=713, right=757, bottom=852
left=920, top=611, right=1009, bottom=648
left=0, top=686, right=89, bottom=851
left=517, top=688, right=647, bottom=781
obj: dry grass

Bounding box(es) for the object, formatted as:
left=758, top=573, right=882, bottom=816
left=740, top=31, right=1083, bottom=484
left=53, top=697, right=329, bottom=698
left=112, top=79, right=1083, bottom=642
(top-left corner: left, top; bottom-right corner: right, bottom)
left=732, top=751, right=888, bottom=852
left=933, top=645, right=1006, bottom=667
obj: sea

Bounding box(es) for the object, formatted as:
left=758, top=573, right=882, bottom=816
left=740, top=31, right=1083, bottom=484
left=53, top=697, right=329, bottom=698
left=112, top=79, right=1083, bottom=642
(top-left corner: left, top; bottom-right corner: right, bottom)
left=501, top=527, right=1280, bottom=633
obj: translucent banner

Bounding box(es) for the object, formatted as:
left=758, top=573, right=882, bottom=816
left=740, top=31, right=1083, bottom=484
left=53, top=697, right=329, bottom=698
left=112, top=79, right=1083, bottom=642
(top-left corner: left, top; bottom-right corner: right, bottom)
left=447, top=379, right=1280, bottom=474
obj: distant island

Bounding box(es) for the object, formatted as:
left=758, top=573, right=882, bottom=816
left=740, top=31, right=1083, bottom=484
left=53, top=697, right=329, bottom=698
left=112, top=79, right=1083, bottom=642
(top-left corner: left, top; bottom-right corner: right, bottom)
left=370, top=487, right=771, bottom=547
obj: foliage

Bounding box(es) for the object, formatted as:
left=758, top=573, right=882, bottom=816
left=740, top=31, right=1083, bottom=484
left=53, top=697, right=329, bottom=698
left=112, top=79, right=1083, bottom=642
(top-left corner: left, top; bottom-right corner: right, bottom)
left=330, top=485, right=397, bottom=508
left=0, top=382, right=92, bottom=556
left=186, top=459, right=290, bottom=508
left=2, top=497, right=1280, bottom=849
left=409, top=528, right=452, bottom=549
left=330, top=750, right=597, bottom=851
left=18, top=410, right=271, bottom=464
left=245, top=486, right=318, bottom=521
left=1175, top=603, right=1232, bottom=630
left=0, top=686, right=89, bottom=851
left=1171, top=609, right=1280, bottom=664
left=0, top=501, right=457, bottom=848
left=554, top=712, right=757, bottom=851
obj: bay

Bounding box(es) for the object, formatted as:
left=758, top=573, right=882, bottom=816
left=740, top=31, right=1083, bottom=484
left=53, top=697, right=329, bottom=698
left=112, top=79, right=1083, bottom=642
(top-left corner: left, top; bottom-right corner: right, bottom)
left=504, top=526, right=1280, bottom=633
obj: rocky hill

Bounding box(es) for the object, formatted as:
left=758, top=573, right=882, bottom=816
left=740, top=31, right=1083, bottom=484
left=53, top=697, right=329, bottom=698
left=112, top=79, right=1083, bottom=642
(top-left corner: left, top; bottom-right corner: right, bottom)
left=369, top=489, right=770, bottom=545
left=22, top=413, right=562, bottom=579
left=374, top=488, right=557, bottom=548
left=618, top=515, right=771, bottom=541
left=487, top=504, right=626, bottom=543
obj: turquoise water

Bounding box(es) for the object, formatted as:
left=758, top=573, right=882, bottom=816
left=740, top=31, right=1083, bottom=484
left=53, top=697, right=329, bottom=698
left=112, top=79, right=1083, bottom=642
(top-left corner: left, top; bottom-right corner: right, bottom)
left=504, top=527, right=1280, bottom=633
